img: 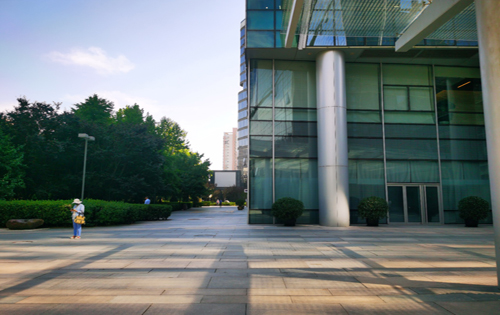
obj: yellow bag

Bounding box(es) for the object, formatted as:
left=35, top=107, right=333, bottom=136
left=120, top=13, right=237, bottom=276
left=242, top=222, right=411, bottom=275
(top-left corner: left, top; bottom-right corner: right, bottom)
left=74, top=215, right=85, bottom=224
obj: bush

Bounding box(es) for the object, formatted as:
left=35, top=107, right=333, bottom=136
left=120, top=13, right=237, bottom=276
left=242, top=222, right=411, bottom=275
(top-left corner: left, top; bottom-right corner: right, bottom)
left=161, top=201, right=193, bottom=211
left=459, top=196, right=489, bottom=221
left=271, top=197, right=304, bottom=220
left=357, top=196, right=388, bottom=220
left=235, top=199, right=245, bottom=207
left=200, top=201, right=211, bottom=206
left=0, top=199, right=172, bottom=227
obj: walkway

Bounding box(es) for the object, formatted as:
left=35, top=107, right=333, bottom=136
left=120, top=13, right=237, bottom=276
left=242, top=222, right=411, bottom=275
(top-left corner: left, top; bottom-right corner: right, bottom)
left=0, top=206, right=499, bottom=314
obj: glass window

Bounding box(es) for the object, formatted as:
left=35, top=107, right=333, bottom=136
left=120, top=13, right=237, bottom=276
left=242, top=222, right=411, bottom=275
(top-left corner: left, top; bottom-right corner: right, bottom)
left=385, top=124, right=436, bottom=139
left=250, top=121, right=272, bottom=135
left=275, top=10, right=283, bottom=30
left=238, top=138, right=248, bottom=147
left=439, top=125, right=486, bottom=140
left=347, top=111, right=381, bottom=123
left=434, top=66, right=481, bottom=78
left=347, top=123, right=383, bottom=138
left=238, top=99, right=248, bottom=110
left=436, top=77, right=483, bottom=113
left=240, top=72, right=246, bottom=84
left=383, top=64, right=431, bottom=86
left=276, top=32, right=298, bottom=48
left=238, top=110, right=248, bottom=120
left=386, top=161, right=439, bottom=183
left=349, top=160, right=385, bottom=210
left=249, top=60, right=273, bottom=107
left=439, top=140, right=488, bottom=161
left=441, top=161, right=490, bottom=211
left=238, top=90, right=247, bottom=101
left=275, top=61, right=316, bottom=108
left=438, top=113, right=485, bottom=125
left=275, top=121, right=317, bottom=136
left=275, top=108, right=317, bottom=121
left=275, top=137, right=318, bottom=158
left=247, top=31, right=275, bottom=48
left=275, top=159, right=319, bottom=209
left=250, top=136, right=272, bottom=157
left=384, top=86, right=408, bottom=110
left=238, top=119, right=248, bottom=128
left=410, top=87, right=434, bottom=111
left=247, top=0, right=274, bottom=10
left=250, top=158, right=273, bottom=210
left=238, top=128, right=248, bottom=138
left=250, top=107, right=273, bottom=120
left=385, top=139, right=438, bottom=160
left=384, top=112, right=435, bottom=124
left=247, top=11, right=275, bottom=30
left=346, top=63, right=380, bottom=110
left=348, top=139, right=384, bottom=159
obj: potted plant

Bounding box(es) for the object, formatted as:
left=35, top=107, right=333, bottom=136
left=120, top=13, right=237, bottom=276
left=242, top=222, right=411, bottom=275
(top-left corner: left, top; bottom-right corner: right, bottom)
left=236, top=199, right=245, bottom=210
left=458, top=196, right=489, bottom=227
left=357, top=196, right=388, bottom=226
left=271, top=197, right=304, bottom=226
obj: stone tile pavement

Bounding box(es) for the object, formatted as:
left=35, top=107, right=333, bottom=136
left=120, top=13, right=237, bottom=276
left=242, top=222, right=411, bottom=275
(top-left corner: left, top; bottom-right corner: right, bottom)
left=0, top=206, right=498, bottom=314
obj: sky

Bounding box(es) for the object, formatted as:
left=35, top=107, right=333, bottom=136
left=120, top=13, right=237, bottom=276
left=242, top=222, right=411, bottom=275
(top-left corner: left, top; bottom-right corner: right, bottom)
left=0, top=0, right=245, bottom=170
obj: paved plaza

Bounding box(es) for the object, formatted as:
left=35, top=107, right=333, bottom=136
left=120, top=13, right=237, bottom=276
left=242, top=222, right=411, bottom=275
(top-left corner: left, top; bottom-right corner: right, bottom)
left=0, top=206, right=499, bottom=314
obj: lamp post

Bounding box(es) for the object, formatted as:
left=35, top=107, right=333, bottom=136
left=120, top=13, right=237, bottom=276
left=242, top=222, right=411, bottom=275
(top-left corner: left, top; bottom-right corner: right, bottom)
left=78, top=133, right=95, bottom=200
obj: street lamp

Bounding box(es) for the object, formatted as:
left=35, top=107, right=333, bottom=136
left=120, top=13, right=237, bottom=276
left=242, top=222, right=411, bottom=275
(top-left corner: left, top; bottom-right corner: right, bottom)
left=78, top=133, right=95, bottom=200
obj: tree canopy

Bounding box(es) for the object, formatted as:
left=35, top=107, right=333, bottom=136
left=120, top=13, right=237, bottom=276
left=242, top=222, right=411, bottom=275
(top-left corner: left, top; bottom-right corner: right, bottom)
left=0, top=96, right=211, bottom=203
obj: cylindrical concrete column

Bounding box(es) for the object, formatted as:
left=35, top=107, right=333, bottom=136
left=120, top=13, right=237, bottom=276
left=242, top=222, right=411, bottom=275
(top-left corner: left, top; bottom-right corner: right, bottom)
left=316, top=50, right=350, bottom=227
left=476, top=0, right=500, bottom=287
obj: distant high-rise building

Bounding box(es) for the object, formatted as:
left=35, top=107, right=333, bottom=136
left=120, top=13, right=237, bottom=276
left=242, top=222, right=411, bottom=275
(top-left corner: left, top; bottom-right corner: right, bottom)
left=237, top=19, right=249, bottom=173
left=223, top=128, right=237, bottom=170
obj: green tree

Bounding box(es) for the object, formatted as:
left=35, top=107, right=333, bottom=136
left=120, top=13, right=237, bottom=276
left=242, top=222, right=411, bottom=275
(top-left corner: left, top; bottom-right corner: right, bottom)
left=73, top=94, right=114, bottom=124
left=116, top=104, right=144, bottom=125
left=0, top=129, right=25, bottom=199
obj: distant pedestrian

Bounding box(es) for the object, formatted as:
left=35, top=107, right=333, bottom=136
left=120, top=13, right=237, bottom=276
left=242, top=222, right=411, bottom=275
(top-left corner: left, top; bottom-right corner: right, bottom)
left=219, top=199, right=222, bottom=207
left=144, top=197, right=151, bottom=205
left=70, top=199, right=85, bottom=239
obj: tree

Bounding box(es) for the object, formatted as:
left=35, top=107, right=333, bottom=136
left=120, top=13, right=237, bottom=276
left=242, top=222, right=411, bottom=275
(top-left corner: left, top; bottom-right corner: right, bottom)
left=0, top=129, right=25, bottom=199
left=73, top=94, right=114, bottom=124
left=116, top=104, right=144, bottom=125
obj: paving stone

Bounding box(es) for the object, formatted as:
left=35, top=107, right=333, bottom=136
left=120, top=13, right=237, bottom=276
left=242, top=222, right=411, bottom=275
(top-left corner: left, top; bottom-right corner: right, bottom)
left=144, top=303, right=246, bottom=315
left=436, top=301, right=500, bottom=315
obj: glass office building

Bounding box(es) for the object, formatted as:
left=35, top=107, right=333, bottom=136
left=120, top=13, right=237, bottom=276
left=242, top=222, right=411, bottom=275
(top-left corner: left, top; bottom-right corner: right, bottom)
left=243, top=0, right=491, bottom=225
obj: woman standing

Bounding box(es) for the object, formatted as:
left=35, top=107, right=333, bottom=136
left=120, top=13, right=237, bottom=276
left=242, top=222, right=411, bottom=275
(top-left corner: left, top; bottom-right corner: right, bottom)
left=70, top=198, right=85, bottom=239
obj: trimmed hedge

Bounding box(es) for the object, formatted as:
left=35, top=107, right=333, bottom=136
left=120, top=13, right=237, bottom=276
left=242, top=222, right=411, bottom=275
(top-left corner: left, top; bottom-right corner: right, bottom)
left=160, top=201, right=193, bottom=211
left=0, top=200, right=172, bottom=228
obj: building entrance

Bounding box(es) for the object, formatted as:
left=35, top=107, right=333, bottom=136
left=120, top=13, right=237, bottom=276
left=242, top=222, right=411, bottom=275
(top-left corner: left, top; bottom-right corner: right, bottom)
left=387, top=185, right=442, bottom=224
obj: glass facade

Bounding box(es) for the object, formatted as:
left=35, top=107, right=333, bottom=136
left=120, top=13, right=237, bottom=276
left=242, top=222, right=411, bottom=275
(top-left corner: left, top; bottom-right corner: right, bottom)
left=248, top=60, right=491, bottom=225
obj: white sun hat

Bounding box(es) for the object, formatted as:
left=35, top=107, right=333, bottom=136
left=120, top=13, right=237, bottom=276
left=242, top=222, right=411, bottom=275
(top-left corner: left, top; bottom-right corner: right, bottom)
left=73, top=199, right=82, bottom=204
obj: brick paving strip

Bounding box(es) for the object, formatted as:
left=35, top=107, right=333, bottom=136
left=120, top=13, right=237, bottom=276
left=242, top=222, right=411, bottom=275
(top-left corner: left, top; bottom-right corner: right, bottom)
left=0, top=206, right=499, bottom=314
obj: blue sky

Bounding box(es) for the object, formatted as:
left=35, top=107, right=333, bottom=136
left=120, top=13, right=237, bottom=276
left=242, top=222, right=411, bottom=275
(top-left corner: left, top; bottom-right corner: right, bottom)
left=0, top=0, right=244, bottom=169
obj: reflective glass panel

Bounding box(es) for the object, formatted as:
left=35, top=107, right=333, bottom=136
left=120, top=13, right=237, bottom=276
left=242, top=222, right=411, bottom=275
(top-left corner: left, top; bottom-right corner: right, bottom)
left=383, top=64, right=431, bottom=86
left=250, top=107, right=273, bottom=120
left=410, top=87, right=434, bottom=111
left=250, top=60, right=273, bottom=107
left=276, top=10, right=283, bottom=30
left=386, top=139, right=438, bottom=160
left=388, top=186, right=404, bottom=222
left=275, top=108, right=317, bottom=121
left=384, top=86, right=408, bottom=110
left=346, top=63, right=380, bottom=110
left=348, top=123, right=383, bottom=138
left=250, top=136, right=272, bottom=157
left=347, top=111, right=381, bottom=123
left=247, top=31, right=274, bottom=48
left=438, top=113, right=485, bottom=125
left=439, top=140, right=488, bottom=161
left=348, top=139, right=384, bottom=159
left=406, top=186, right=422, bottom=223
left=250, top=121, right=272, bottom=135
left=275, top=61, right=316, bottom=108
left=275, top=121, right=317, bottom=136
left=247, top=0, right=274, bottom=9
left=386, top=161, right=439, bottom=183
left=247, top=11, right=275, bottom=30
left=384, top=112, right=435, bottom=124
left=438, top=125, right=485, bottom=139
left=275, top=137, right=318, bottom=158
left=349, top=160, right=385, bottom=210
left=249, top=158, right=273, bottom=209
left=275, top=159, right=319, bottom=209
left=385, top=124, right=436, bottom=139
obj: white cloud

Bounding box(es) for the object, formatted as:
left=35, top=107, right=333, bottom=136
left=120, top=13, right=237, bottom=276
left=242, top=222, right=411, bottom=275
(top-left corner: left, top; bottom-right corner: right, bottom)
left=46, top=47, right=135, bottom=75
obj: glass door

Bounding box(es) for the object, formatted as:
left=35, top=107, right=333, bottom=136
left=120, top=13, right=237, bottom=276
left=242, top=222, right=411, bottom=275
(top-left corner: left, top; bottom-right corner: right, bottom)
left=387, top=185, right=442, bottom=224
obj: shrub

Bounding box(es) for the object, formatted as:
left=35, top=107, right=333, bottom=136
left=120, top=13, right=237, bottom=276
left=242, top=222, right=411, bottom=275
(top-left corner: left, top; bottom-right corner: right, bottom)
left=235, top=199, right=245, bottom=207
left=271, top=197, right=304, bottom=220
left=357, top=196, right=388, bottom=220
left=200, top=201, right=211, bottom=206
left=459, top=196, right=489, bottom=221
left=161, top=201, right=193, bottom=211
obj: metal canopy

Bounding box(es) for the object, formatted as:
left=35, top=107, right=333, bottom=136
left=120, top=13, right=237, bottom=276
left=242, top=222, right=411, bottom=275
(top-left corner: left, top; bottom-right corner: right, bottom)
left=282, top=0, right=478, bottom=48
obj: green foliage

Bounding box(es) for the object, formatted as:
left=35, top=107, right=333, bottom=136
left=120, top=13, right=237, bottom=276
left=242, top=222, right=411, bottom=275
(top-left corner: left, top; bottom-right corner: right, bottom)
left=458, top=196, right=489, bottom=221
left=0, top=200, right=172, bottom=227
left=224, top=186, right=245, bottom=202
left=271, top=197, right=304, bottom=220
left=161, top=201, right=193, bottom=211
left=73, top=94, right=114, bottom=124
left=0, top=129, right=25, bottom=199
left=236, top=199, right=245, bottom=207
left=357, top=196, right=388, bottom=220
